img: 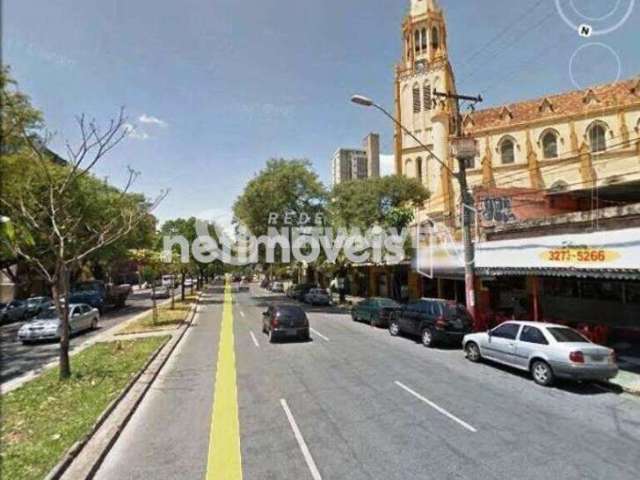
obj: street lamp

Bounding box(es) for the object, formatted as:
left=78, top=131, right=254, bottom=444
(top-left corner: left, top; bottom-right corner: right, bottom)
left=351, top=93, right=479, bottom=321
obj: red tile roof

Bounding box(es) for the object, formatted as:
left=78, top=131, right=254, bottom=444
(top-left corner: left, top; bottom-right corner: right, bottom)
left=464, top=77, right=640, bottom=133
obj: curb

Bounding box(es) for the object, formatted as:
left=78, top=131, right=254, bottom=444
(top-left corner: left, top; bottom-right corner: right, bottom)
left=45, top=293, right=202, bottom=480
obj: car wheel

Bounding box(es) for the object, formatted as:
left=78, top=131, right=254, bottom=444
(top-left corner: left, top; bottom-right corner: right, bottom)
left=421, top=328, right=435, bottom=348
left=389, top=319, right=400, bottom=336
left=531, top=360, right=554, bottom=386
left=465, top=342, right=481, bottom=362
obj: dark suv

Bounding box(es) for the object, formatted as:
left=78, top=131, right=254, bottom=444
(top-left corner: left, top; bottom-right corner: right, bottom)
left=389, top=298, right=473, bottom=347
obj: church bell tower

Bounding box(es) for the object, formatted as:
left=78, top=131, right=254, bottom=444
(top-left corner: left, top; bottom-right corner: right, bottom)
left=394, top=0, right=458, bottom=219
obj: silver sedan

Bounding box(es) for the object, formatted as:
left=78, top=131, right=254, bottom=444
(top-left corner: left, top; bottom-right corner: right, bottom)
left=463, top=321, right=618, bottom=386
left=17, top=303, right=100, bottom=343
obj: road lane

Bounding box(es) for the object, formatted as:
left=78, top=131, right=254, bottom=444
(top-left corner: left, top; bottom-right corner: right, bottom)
left=94, top=291, right=223, bottom=480
left=243, top=288, right=640, bottom=479
left=93, top=286, right=640, bottom=479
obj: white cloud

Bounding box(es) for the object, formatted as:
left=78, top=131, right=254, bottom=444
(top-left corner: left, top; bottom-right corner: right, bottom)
left=124, top=123, right=149, bottom=140
left=380, top=154, right=396, bottom=176
left=138, top=113, right=168, bottom=127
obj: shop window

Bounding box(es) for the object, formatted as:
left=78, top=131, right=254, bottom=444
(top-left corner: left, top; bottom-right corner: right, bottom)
left=625, top=283, right=640, bottom=304
left=580, top=281, right=623, bottom=302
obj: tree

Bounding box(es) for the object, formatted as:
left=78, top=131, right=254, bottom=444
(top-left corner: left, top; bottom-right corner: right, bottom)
left=130, top=249, right=164, bottom=323
left=0, top=70, right=166, bottom=378
left=233, top=158, right=327, bottom=271
left=329, top=175, right=428, bottom=231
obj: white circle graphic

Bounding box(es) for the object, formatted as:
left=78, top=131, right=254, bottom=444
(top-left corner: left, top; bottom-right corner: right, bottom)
left=568, top=42, right=622, bottom=90
left=570, top=0, right=622, bottom=21
left=556, top=0, right=635, bottom=36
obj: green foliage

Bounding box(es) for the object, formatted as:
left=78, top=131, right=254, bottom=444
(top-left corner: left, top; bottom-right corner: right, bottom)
left=233, top=158, right=327, bottom=236
left=329, top=175, right=428, bottom=230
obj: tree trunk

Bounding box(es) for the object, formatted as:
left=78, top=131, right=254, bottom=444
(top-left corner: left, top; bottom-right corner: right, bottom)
left=151, top=284, right=158, bottom=323
left=181, top=271, right=185, bottom=302
left=170, top=281, right=175, bottom=310
left=53, top=265, right=72, bottom=379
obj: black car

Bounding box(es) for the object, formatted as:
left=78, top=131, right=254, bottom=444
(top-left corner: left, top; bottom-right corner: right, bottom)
left=388, top=298, right=473, bottom=347
left=262, top=304, right=310, bottom=343
left=287, top=283, right=316, bottom=301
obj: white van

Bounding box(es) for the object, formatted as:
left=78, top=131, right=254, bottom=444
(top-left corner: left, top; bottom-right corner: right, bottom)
left=161, top=275, right=176, bottom=288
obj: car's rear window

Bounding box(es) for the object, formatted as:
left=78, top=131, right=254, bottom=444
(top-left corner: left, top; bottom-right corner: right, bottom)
left=277, top=306, right=305, bottom=316
left=444, top=304, right=472, bottom=321
left=547, top=327, right=590, bottom=343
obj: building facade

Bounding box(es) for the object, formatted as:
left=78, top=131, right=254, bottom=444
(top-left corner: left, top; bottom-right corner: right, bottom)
left=331, top=134, right=381, bottom=185
left=392, top=0, right=640, bottom=339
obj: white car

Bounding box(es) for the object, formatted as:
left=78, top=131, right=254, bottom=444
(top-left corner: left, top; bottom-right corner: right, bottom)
left=462, top=321, right=618, bottom=386
left=17, top=304, right=99, bottom=343
left=304, top=288, right=331, bottom=306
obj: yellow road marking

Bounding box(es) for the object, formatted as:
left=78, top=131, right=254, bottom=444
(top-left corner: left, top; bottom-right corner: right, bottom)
left=206, top=283, right=243, bottom=479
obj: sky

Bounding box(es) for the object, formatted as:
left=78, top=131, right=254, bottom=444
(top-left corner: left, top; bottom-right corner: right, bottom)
left=5, top=0, right=640, bottom=226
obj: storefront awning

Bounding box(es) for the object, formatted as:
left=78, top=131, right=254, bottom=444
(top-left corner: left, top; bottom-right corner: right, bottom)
left=416, top=227, right=640, bottom=278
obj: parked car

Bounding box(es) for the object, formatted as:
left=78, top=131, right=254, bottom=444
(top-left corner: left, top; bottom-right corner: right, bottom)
left=68, top=280, right=131, bottom=313
left=270, top=282, right=285, bottom=293
left=24, top=296, right=52, bottom=318
left=262, top=304, right=310, bottom=343
left=17, top=303, right=99, bottom=343
left=304, top=288, right=331, bottom=306
left=151, top=286, right=171, bottom=299
left=0, top=300, right=28, bottom=324
left=463, top=321, right=618, bottom=386
left=288, top=283, right=316, bottom=301
left=388, top=298, right=473, bottom=347
left=352, top=297, right=401, bottom=327
left=184, top=278, right=194, bottom=288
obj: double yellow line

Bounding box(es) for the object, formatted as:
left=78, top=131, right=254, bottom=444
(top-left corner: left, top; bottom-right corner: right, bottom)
left=206, top=283, right=243, bottom=479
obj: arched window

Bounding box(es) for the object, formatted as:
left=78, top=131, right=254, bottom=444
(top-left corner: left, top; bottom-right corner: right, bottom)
left=416, top=157, right=423, bottom=181
left=423, top=83, right=432, bottom=111
left=405, top=158, right=413, bottom=176
left=588, top=123, right=607, bottom=153
left=541, top=131, right=558, bottom=159
left=499, top=137, right=515, bottom=164
left=414, top=30, right=420, bottom=53
left=550, top=180, right=569, bottom=193
left=412, top=84, right=421, bottom=113
left=431, top=27, right=439, bottom=50
left=421, top=28, right=427, bottom=51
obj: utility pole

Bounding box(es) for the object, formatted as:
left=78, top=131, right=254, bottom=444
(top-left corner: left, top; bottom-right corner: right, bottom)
left=433, top=90, right=482, bottom=323
left=350, top=91, right=482, bottom=322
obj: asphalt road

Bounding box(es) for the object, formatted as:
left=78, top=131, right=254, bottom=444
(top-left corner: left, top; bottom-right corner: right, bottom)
left=0, top=288, right=164, bottom=385
left=95, top=286, right=640, bottom=480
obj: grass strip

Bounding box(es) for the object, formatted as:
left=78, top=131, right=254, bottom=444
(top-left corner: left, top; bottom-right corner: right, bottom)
left=0, top=336, right=169, bottom=480
left=120, top=293, right=197, bottom=334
